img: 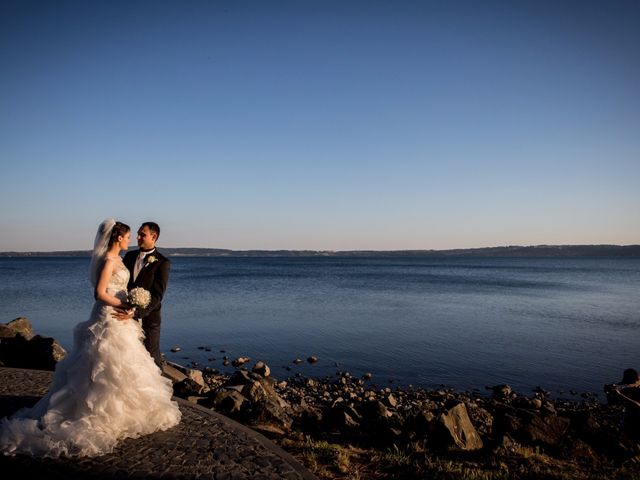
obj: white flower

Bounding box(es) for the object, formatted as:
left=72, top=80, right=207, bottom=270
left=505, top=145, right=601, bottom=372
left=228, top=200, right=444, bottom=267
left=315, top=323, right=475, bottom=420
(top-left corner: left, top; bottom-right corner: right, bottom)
left=128, top=287, right=151, bottom=309
left=146, top=255, right=158, bottom=265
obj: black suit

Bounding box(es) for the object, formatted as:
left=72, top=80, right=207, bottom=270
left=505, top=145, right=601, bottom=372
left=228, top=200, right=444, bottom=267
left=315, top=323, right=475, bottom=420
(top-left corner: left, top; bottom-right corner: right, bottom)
left=123, top=248, right=170, bottom=366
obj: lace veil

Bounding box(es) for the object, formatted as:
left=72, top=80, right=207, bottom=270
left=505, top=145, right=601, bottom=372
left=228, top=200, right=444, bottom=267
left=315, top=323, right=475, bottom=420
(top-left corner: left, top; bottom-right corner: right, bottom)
left=89, top=218, right=116, bottom=287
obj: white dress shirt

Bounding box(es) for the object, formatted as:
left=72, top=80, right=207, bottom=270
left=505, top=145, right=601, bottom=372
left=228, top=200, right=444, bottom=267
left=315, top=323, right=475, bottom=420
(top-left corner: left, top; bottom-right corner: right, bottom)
left=133, top=248, right=156, bottom=282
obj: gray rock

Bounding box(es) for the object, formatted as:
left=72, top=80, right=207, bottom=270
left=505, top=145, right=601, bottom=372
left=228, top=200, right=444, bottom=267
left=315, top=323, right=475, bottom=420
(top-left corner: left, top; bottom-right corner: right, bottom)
left=490, top=384, right=514, bottom=401
left=252, top=361, right=271, bottom=377
left=0, top=325, right=15, bottom=338
left=212, top=389, right=247, bottom=414
left=186, top=368, right=209, bottom=392
left=359, top=400, right=393, bottom=423
left=232, top=356, right=251, bottom=367
left=225, top=369, right=253, bottom=387
left=436, top=402, right=483, bottom=451
left=522, top=413, right=570, bottom=447
left=186, top=395, right=207, bottom=404
left=295, top=404, right=323, bottom=433
left=6, top=317, right=35, bottom=339
left=407, top=409, right=436, bottom=435
left=328, top=406, right=360, bottom=431
left=242, top=377, right=290, bottom=410
left=173, top=377, right=208, bottom=397
left=250, top=398, right=294, bottom=435
left=161, top=362, right=188, bottom=383
left=0, top=331, right=67, bottom=371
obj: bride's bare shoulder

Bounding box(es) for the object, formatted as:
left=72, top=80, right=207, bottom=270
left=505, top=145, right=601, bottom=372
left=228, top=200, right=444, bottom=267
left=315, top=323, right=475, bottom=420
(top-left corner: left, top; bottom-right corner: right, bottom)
left=103, top=255, right=126, bottom=271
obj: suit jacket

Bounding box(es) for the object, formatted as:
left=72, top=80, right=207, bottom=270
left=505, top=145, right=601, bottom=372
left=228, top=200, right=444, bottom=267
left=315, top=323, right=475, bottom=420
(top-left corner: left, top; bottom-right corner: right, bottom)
left=123, top=248, right=170, bottom=325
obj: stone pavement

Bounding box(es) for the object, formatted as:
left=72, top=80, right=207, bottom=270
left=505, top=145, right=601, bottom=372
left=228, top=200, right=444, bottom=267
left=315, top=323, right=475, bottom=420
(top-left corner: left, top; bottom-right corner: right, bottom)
left=0, top=367, right=318, bottom=480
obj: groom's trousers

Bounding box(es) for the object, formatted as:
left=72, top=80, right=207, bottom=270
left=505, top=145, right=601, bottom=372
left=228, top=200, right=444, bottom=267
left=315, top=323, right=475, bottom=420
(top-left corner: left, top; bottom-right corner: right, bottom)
left=142, top=318, right=163, bottom=367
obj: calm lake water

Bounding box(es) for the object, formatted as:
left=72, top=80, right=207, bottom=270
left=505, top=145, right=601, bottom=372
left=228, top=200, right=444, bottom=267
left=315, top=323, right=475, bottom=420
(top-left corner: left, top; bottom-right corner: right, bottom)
left=1, top=256, right=638, bottom=396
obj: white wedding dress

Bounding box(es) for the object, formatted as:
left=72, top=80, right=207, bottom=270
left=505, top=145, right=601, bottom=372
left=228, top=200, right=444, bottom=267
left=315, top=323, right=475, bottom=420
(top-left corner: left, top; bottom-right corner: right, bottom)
left=0, top=256, right=181, bottom=457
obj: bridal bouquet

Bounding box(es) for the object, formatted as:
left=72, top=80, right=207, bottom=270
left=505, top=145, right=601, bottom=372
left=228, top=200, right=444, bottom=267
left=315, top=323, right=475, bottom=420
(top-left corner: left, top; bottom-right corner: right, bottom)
left=128, top=287, right=151, bottom=309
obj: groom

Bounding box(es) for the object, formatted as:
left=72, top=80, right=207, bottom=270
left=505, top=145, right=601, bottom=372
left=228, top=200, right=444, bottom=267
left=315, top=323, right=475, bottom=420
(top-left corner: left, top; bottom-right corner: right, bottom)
left=120, top=222, right=171, bottom=367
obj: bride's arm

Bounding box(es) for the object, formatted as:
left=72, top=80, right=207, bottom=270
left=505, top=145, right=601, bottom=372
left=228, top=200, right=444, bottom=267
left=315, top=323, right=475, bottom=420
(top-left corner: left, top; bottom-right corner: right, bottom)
left=95, top=258, right=128, bottom=308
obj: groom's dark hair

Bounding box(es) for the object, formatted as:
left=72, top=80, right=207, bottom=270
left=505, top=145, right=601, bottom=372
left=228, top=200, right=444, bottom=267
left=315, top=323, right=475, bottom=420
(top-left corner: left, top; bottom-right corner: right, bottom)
left=142, top=222, right=161, bottom=240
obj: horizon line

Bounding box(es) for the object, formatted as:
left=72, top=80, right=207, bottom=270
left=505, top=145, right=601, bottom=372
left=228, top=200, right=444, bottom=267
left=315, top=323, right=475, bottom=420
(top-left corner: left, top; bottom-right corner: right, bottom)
left=1, top=243, right=639, bottom=255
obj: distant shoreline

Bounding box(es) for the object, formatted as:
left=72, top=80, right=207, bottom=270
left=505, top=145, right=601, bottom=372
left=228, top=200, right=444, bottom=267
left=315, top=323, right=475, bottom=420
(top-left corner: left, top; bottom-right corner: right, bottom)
left=1, top=244, right=639, bottom=258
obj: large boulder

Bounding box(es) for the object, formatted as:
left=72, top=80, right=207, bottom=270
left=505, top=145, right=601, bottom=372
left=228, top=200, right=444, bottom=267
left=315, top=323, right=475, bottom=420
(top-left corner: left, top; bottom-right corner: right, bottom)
left=249, top=397, right=294, bottom=435
left=0, top=324, right=14, bottom=338
left=0, top=318, right=66, bottom=370
left=405, top=409, right=436, bottom=437
left=294, top=403, right=324, bottom=434
left=354, top=399, right=405, bottom=445
left=173, top=377, right=204, bottom=396
left=434, top=402, right=484, bottom=451
left=4, top=317, right=35, bottom=339
left=521, top=412, right=570, bottom=448
left=185, top=368, right=209, bottom=392
left=252, top=361, right=271, bottom=377
left=161, top=362, right=188, bottom=383
left=326, top=403, right=362, bottom=432
left=217, top=369, right=294, bottom=435
left=210, top=389, right=247, bottom=414
left=494, top=405, right=571, bottom=451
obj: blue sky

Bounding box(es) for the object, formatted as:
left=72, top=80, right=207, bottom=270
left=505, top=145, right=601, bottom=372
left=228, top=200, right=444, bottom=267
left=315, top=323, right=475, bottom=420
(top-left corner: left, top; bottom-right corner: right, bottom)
left=1, top=0, right=638, bottom=251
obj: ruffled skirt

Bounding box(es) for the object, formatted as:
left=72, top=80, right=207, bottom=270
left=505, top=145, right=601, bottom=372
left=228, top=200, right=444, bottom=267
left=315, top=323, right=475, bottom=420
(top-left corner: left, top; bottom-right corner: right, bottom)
left=0, top=302, right=181, bottom=457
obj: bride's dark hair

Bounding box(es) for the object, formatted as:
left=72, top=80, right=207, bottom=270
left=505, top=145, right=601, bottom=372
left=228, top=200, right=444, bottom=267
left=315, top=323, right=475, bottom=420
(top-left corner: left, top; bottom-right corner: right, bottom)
left=108, top=221, right=130, bottom=246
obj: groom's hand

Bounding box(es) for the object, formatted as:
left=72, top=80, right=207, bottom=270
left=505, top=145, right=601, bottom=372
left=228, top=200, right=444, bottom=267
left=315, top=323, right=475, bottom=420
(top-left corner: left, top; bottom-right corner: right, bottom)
left=112, top=308, right=135, bottom=321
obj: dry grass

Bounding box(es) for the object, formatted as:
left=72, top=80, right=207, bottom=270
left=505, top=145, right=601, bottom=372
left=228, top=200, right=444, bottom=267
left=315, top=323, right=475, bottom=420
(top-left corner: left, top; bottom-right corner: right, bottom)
left=280, top=437, right=371, bottom=479
left=278, top=435, right=640, bottom=480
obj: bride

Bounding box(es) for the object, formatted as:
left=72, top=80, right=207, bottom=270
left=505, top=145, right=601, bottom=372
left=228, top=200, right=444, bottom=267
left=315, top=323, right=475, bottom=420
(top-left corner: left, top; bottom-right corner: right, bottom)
left=0, top=219, right=181, bottom=457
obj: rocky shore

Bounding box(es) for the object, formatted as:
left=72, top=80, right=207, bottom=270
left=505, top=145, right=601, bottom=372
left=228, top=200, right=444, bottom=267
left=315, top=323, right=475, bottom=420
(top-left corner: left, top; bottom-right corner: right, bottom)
left=168, top=361, right=639, bottom=479
left=2, top=318, right=639, bottom=479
